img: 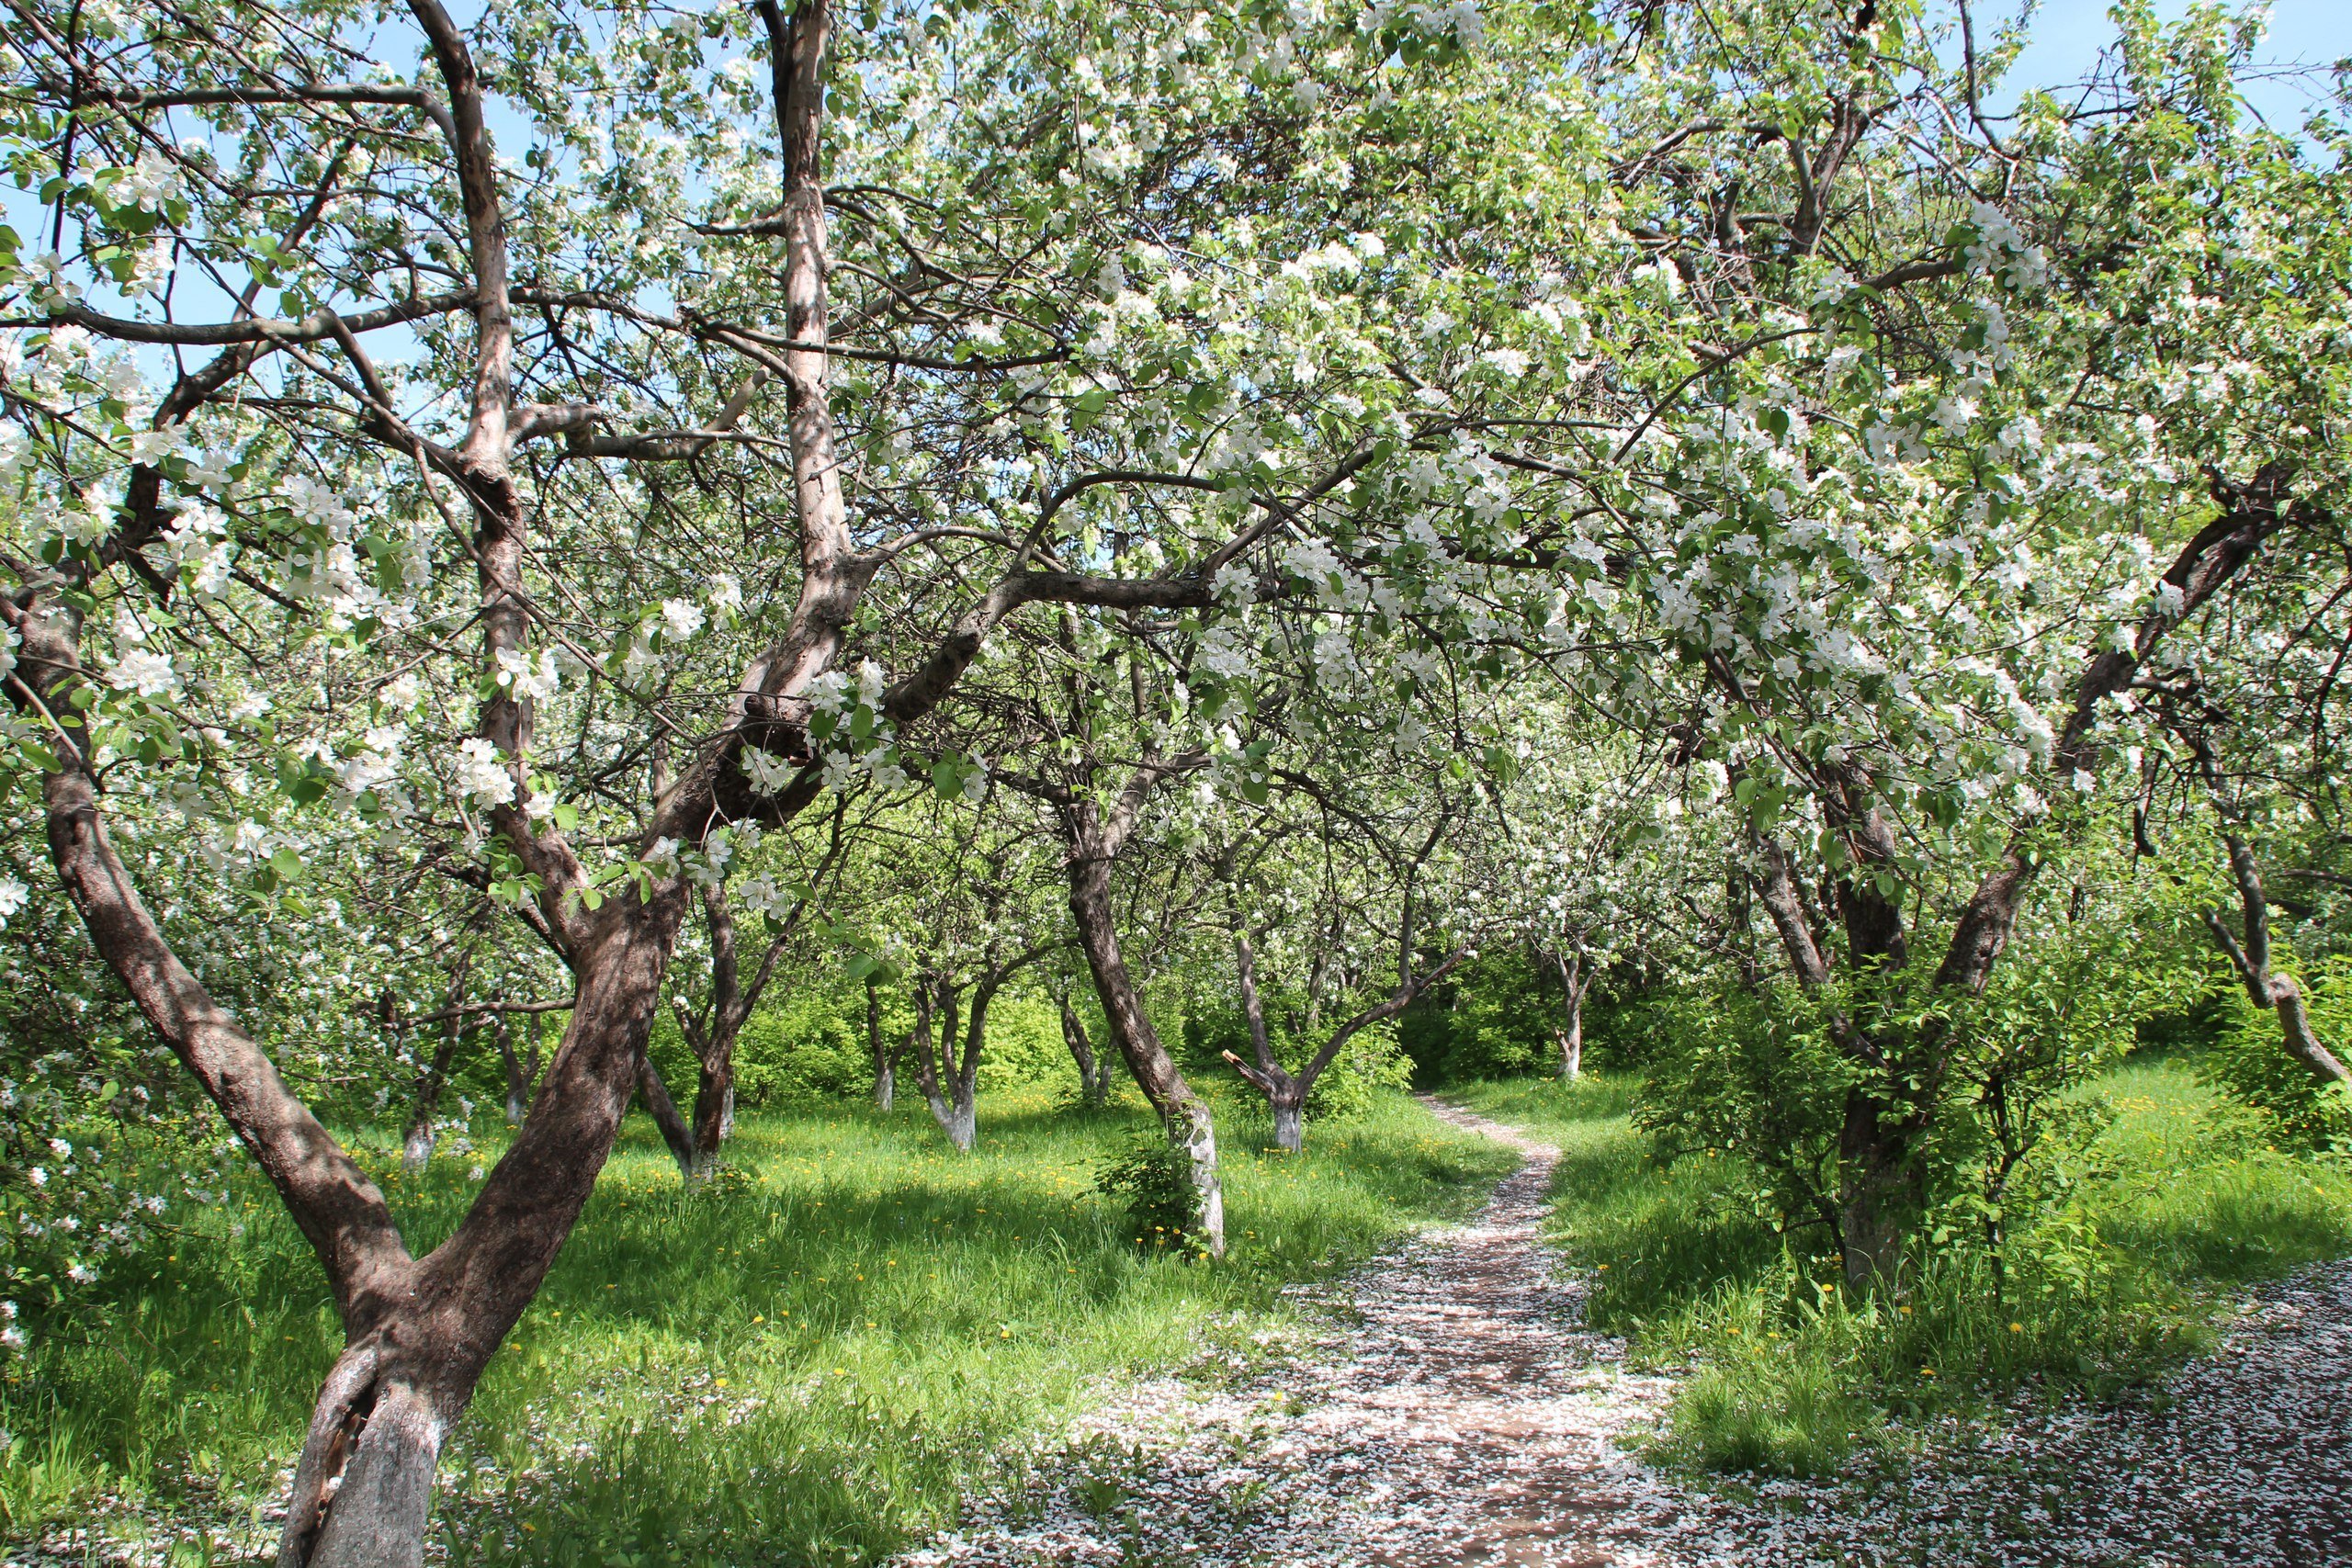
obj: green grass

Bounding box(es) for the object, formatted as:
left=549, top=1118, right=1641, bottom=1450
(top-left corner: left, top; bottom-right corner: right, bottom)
left=1453, top=1055, right=2352, bottom=1478
left=1, top=1086, right=1514, bottom=1563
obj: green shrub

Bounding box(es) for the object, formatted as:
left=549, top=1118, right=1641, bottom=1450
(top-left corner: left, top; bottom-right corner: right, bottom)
left=2201, top=959, right=2352, bottom=1149
left=1093, top=1136, right=1209, bottom=1258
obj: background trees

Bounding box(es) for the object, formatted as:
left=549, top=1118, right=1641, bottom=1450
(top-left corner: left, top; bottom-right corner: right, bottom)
left=5, top=0, right=2349, bottom=1560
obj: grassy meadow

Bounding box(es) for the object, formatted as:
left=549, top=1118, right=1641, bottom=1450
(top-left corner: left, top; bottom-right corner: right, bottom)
left=1457, top=1054, right=2352, bottom=1476
left=0, top=1087, right=1513, bottom=1564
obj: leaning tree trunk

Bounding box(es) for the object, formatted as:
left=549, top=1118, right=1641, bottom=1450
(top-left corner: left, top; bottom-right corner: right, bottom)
left=1067, top=841, right=1225, bottom=1256
left=1058, top=992, right=1112, bottom=1108
left=636, top=1053, right=696, bottom=1178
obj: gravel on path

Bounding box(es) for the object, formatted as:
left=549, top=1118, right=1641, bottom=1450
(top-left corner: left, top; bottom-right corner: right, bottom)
left=894, top=1097, right=2352, bottom=1568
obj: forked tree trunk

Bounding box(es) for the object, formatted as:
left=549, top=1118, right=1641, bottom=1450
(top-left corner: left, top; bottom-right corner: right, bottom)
left=1220, top=921, right=1464, bottom=1156
left=1553, top=950, right=1586, bottom=1082
left=1735, top=468, right=2299, bottom=1296
left=275, top=903, right=688, bottom=1567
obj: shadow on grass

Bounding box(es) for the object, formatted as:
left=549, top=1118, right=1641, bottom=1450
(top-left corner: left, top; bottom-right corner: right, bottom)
left=3, top=1087, right=1512, bottom=1563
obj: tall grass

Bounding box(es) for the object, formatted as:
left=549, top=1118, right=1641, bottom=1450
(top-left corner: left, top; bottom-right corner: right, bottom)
left=1454, top=1056, right=2352, bottom=1476
left=1, top=1087, right=1514, bottom=1562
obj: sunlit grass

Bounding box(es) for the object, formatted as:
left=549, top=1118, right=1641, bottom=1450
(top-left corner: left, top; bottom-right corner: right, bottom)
left=1, top=1086, right=1513, bottom=1562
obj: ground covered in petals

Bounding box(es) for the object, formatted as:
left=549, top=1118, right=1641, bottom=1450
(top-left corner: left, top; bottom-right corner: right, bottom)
left=896, top=1098, right=2352, bottom=1568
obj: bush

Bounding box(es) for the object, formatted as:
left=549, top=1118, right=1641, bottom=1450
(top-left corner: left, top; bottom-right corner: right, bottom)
left=2201, top=958, right=2352, bottom=1150
left=1093, top=1137, right=1209, bottom=1258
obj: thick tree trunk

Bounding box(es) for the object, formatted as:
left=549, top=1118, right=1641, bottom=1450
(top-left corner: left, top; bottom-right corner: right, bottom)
left=1270, top=1094, right=1305, bottom=1154
left=1067, top=828, right=1224, bottom=1256
left=1836, top=1094, right=1919, bottom=1292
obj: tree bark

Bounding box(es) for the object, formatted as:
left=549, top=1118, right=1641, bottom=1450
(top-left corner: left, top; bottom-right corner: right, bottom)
left=1058, top=992, right=1111, bottom=1108
left=1553, top=950, right=1586, bottom=1082
left=2201, top=832, right=2352, bottom=1084
left=1734, top=468, right=2306, bottom=1292
left=1064, top=789, right=1225, bottom=1256
left=867, top=975, right=895, bottom=1111
left=636, top=1052, right=696, bottom=1177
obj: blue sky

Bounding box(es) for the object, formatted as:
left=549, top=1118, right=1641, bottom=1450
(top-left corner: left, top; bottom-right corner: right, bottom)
left=1996, top=0, right=2348, bottom=123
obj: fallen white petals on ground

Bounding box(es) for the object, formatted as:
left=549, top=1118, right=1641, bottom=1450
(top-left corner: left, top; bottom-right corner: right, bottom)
left=890, top=1099, right=2352, bottom=1568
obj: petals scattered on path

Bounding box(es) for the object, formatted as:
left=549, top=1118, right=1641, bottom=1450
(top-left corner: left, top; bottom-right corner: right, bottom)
left=895, top=1098, right=2352, bottom=1567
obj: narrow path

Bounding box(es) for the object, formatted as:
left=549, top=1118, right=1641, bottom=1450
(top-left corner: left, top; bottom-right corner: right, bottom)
left=898, top=1097, right=1679, bottom=1565
left=899, top=1099, right=2352, bottom=1568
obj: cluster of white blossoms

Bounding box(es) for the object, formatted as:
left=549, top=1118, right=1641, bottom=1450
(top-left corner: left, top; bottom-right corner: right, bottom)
left=455, top=739, right=516, bottom=809
left=1963, top=200, right=2051, bottom=292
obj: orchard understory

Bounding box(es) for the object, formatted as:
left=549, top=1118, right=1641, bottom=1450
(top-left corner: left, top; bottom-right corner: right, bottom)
left=4, top=1, right=2352, bottom=1564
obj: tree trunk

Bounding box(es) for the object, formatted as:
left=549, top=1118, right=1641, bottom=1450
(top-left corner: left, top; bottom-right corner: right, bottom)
left=281, top=892, right=688, bottom=1566
left=636, top=1053, right=695, bottom=1178
left=495, top=1016, right=537, bottom=1126
left=401, top=1031, right=458, bottom=1172
left=910, top=979, right=974, bottom=1152
left=690, top=1055, right=734, bottom=1179
left=1270, top=1093, right=1305, bottom=1154
left=1836, top=1092, right=1920, bottom=1292
left=1554, top=952, right=1584, bottom=1083
left=1066, top=824, right=1224, bottom=1257
left=1059, top=993, right=1110, bottom=1108
left=867, top=976, right=895, bottom=1111
left=401, top=963, right=471, bottom=1173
